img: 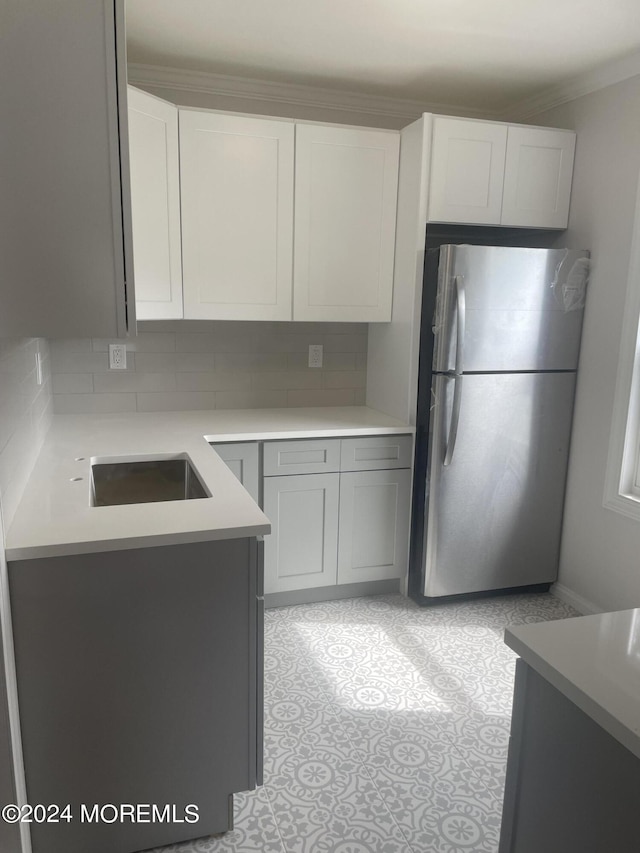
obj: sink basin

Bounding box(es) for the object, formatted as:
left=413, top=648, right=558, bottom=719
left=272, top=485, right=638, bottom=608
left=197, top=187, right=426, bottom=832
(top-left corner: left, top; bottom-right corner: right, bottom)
left=91, top=457, right=209, bottom=506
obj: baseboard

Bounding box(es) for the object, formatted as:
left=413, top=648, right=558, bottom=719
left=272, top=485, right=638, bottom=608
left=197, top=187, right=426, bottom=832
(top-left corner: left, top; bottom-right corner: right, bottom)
left=551, top=582, right=603, bottom=615
left=264, top=579, right=400, bottom=609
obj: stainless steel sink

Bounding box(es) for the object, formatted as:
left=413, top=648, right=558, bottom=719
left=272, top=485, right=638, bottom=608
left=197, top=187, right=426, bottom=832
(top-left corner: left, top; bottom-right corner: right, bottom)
left=91, top=458, right=209, bottom=506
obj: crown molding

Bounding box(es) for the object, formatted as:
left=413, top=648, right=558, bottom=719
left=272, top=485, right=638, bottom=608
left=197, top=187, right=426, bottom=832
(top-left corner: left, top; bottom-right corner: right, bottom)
left=129, top=50, right=640, bottom=127
left=502, top=49, right=640, bottom=121
left=127, top=62, right=495, bottom=122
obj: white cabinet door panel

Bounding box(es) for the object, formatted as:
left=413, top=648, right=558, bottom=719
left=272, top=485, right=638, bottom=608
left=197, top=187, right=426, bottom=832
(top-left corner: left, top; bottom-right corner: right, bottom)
left=501, top=127, right=575, bottom=229
left=337, top=469, right=411, bottom=584
left=428, top=118, right=507, bottom=225
left=211, top=442, right=260, bottom=504
left=180, top=111, right=294, bottom=320
left=263, top=474, right=339, bottom=593
left=128, top=87, right=183, bottom=320
left=293, top=124, right=399, bottom=322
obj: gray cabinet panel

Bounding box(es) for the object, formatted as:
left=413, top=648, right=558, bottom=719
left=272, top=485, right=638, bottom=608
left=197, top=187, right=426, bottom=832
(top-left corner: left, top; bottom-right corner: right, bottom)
left=212, top=442, right=260, bottom=504
left=263, top=473, right=339, bottom=593
left=0, top=621, right=20, bottom=853
left=338, top=469, right=411, bottom=584
left=500, top=661, right=640, bottom=853
left=0, top=0, right=133, bottom=337
left=9, top=539, right=258, bottom=853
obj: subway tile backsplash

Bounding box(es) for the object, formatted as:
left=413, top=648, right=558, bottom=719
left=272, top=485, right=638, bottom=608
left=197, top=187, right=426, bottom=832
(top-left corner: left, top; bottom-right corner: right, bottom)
left=51, top=322, right=368, bottom=414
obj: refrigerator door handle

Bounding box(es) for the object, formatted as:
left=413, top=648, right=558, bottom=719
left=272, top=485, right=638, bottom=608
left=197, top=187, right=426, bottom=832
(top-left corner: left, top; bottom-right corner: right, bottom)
left=443, top=375, right=463, bottom=467
left=453, top=275, right=466, bottom=376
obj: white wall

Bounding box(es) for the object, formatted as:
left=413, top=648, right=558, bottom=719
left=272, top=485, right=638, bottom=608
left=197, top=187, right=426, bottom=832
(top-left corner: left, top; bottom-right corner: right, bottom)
left=530, top=75, right=640, bottom=612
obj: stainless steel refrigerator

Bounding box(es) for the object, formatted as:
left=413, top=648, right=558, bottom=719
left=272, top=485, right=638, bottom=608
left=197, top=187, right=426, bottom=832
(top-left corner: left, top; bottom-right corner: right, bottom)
left=409, top=244, right=589, bottom=603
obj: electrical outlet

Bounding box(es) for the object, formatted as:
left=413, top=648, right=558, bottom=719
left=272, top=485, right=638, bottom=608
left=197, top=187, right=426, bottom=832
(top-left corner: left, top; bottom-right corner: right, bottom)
left=308, top=344, right=323, bottom=368
left=109, top=343, right=127, bottom=370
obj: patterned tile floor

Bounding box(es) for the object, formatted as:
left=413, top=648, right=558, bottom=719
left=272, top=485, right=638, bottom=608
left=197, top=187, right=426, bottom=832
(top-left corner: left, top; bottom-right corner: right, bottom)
left=154, top=592, right=578, bottom=853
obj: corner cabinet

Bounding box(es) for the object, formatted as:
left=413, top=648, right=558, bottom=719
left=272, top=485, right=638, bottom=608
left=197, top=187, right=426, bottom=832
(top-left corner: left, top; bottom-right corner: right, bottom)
left=1, top=0, right=134, bottom=338
left=210, top=441, right=261, bottom=504
left=293, top=124, right=400, bottom=322
left=179, top=111, right=295, bottom=321
left=428, top=116, right=575, bottom=229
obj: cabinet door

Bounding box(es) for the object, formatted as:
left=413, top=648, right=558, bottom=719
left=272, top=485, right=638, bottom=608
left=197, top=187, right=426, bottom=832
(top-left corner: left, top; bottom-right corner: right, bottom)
left=428, top=117, right=507, bottom=225
left=0, top=0, right=133, bottom=337
left=501, top=127, right=576, bottom=229
left=180, top=111, right=294, bottom=321
left=293, top=124, right=399, bottom=322
left=263, top=474, right=339, bottom=593
left=128, top=87, right=183, bottom=320
left=211, top=442, right=260, bottom=504
left=337, top=469, right=411, bottom=584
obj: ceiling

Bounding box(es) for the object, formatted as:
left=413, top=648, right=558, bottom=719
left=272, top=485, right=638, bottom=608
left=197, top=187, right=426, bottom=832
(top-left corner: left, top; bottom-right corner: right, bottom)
left=126, top=0, right=640, bottom=113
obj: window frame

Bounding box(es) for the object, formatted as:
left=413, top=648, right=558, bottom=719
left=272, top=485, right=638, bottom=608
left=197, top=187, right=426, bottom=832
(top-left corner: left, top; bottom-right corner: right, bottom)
left=604, top=172, right=640, bottom=519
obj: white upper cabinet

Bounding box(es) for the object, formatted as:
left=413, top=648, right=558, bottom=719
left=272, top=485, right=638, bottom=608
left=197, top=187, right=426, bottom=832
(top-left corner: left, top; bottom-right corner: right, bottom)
left=427, top=116, right=575, bottom=230
left=128, top=87, right=183, bottom=320
left=428, top=117, right=507, bottom=225
left=293, top=124, right=400, bottom=322
left=501, top=127, right=576, bottom=229
left=179, top=111, right=294, bottom=321
left=0, top=0, right=134, bottom=337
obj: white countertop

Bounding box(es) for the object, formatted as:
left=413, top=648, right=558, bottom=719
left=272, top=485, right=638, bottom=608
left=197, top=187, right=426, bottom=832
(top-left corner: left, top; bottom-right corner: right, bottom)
left=6, top=406, right=412, bottom=561
left=506, top=609, right=640, bottom=760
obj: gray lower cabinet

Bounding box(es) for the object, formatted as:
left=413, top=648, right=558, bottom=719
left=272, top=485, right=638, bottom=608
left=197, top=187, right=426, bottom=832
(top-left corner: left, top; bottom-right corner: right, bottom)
left=263, top=473, right=340, bottom=593
left=0, top=627, right=20, bottom=853
left=262, top=435, right=413, bottom=596
left=500, top=660, right=640, bottom=853
left=211, top=442, right=260, bottom=504
left=8, top=538, right=262, bottom=853
left=337, top=469, right=411, bottom=584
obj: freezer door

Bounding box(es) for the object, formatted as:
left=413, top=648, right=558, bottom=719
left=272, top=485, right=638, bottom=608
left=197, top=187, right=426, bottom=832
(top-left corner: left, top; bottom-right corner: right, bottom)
left=433, top=245, right=588, bottom=373
left=423, top=371, right=576, bottom=597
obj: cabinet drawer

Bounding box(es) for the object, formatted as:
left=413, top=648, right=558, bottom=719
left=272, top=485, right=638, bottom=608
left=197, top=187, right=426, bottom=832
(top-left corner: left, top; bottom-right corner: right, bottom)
left=340, top=435, right=413, bottom=471
left=263, top=439, right=341, bottom=476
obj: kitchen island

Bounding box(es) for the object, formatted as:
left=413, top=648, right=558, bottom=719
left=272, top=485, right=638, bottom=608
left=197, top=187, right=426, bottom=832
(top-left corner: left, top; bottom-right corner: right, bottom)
left=4, top=406, right=411, bottom=853
left=500, top=609, right=640, bottom=853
